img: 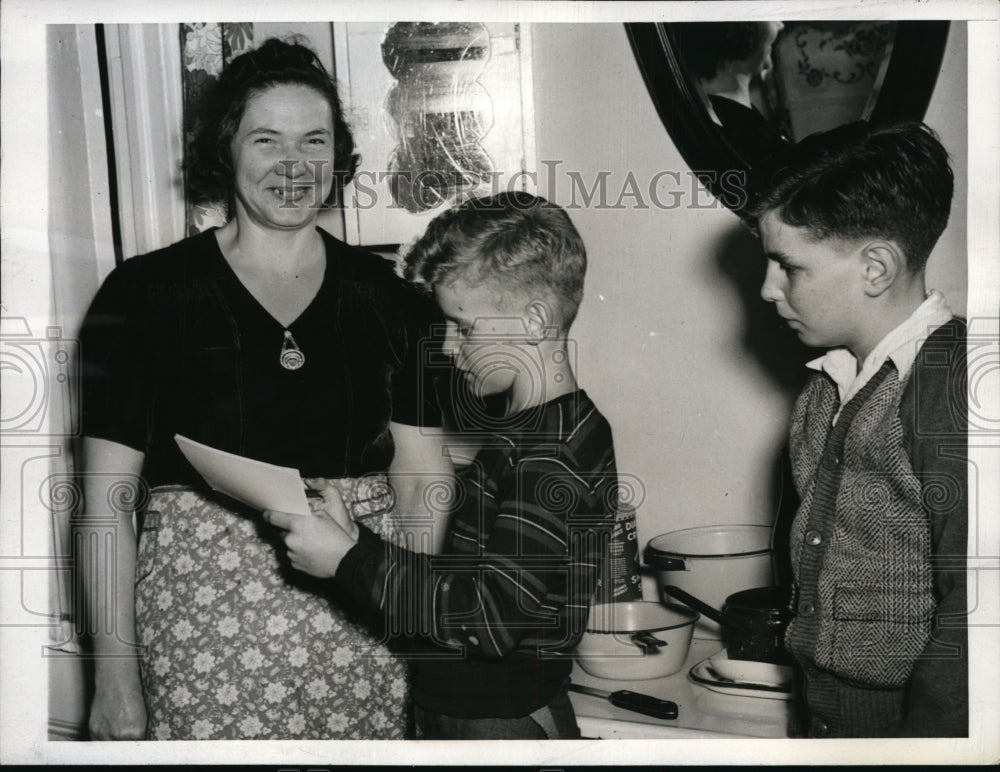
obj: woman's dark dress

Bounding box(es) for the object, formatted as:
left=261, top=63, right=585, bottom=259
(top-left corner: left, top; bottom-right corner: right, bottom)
left=80, top=227, right=441, bottom=739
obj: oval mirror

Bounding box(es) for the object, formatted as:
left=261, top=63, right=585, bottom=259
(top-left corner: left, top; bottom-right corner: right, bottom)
left=625, top=21, right=950, bottom=219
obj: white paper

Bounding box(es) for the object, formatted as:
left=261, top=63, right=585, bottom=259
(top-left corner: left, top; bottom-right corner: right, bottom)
left=174, top=434, right=310, bottom=515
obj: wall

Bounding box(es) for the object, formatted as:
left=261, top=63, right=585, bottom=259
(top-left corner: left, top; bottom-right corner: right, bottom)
left=44, top=25, right=115, bottom=740
left=923, top=22, right=968, bottom=314
left=529, top=23, right=968, bottom=556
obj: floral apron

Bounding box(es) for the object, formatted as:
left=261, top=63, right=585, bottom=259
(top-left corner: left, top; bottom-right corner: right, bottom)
left=134, top=476, right=409, bottom=739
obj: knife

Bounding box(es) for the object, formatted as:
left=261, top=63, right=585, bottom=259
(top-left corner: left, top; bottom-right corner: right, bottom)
left=569, top=683, right=679, bottom=720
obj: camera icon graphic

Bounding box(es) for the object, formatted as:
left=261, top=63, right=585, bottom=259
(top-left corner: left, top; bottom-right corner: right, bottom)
left=0, top=320, right=80, bottom=436
left=913, top=317, right=999, bottom=437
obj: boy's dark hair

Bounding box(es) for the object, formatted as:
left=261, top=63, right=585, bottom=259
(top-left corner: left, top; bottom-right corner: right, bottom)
left=404, top=192, right=587, bottom=329
left=749, top=121, right=953, bottom=271
left=672, top=22, right=769, bottom=80
left=184, top=37, right=360, bottom=213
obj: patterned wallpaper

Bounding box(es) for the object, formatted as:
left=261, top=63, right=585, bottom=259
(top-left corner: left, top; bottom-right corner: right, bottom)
left=770, top=21, right=896, bottom=141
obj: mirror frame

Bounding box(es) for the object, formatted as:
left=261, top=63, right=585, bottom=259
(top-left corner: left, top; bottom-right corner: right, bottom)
left=624, top=21, right=951, bottom=216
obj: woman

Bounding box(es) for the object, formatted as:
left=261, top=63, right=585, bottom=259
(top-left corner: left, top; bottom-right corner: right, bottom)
left=79, top=38, right=452, bottom=740
left=673, top=21, right=789, bottom=161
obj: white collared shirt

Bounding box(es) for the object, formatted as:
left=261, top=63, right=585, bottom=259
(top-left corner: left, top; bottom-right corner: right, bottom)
left=806, top=290, right=954, bottom=425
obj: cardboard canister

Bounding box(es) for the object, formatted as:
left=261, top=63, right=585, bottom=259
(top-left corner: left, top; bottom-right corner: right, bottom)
left=594, top=502, right=643, bottom=603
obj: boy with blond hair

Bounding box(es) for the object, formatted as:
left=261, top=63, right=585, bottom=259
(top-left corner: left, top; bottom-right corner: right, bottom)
left=267, top=192, right=617, bottom=739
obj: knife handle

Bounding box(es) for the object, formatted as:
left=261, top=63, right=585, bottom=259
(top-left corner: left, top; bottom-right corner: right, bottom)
left=608, top=690, right=678, bottom=720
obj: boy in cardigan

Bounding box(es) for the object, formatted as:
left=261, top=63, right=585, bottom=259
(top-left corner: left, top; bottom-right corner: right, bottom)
left=752, top=121, right=968, bottom=737
left=266, top=192, right=617, bottom=739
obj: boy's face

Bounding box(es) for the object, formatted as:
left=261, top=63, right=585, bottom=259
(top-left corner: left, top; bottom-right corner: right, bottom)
left=434, top=277, right=536, bottom=400
left=758, top=210, right=867, bottom=352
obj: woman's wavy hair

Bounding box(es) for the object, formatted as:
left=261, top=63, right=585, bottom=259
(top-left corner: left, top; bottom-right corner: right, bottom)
left=183, top=36, right=360, bottom=213
left=672, top=22, right=768, bottom=80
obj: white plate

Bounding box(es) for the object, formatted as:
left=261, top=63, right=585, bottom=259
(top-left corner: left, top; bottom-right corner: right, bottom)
left=689, top=654, right=794, bottom=701
left=707, top=651, right=792, bottom=688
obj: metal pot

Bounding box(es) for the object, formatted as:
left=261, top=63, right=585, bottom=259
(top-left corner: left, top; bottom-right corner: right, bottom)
left=574, top=601, right=699, bottom=680
left=645, top=525, right=774, bottom=639
left=663, top=585, right=792, bottom=665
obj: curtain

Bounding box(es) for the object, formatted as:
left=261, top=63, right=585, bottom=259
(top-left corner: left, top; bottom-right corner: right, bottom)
left=180, top=23, right=254, bottom=235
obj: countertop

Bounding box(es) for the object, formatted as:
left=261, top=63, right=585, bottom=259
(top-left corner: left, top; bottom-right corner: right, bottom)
left=569, top=638, right=798, bottom=739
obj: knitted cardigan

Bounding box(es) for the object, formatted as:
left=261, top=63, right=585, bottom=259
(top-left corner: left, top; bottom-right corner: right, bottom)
left=786, top=319, right=968, bottom=738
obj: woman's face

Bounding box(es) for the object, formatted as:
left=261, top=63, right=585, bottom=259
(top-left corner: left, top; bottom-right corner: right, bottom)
left=756, top=21, right=784, bottom=77
left=229, top=84, right=336, bottom=231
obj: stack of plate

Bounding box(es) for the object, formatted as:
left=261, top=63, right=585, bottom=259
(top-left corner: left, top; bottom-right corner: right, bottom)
left=689, top=650, right=794, bottom=701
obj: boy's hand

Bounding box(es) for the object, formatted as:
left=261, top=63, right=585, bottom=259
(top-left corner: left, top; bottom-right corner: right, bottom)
left=264, top=485, right=358, bottom=578
left=303, top=477, right=359, bottom=540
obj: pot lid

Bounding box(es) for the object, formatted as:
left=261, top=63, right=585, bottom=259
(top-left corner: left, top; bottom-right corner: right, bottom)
left=646, top=524, right=773, bottom=559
